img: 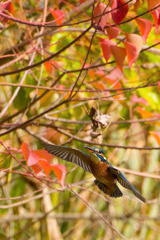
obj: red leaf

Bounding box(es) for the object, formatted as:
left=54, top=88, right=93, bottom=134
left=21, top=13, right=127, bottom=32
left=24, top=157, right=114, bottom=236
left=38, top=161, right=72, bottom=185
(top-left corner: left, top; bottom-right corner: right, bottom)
left=123, top=33, right=142, bottom=68
left=147, top=0, right=160, bottom=10
left=21, top=143, right=66, bottom=186
left=132, top=93, right=149, bottom=106
left=28, top=151, right=39, bottom=166
left=151, top=9, right=160, bottom=34
left=21, top=143, right=44, bottom=174
left=111, top=45, right=126, bottom=71
left=99, top=37, right=112, bottom=63
left=93, top=2, right=111, bottom=30
left=39, top=162, right=66, bottom=187
left=21, top=143, right=30, bottom=161
left=44, top=61, right=55, bottom=74
left=123, top=42, right=137, bottom=68
left=125, top=33, right=143, bottom=52
left=31, top=165, right=45, bottom=175
left=50, top=165, right=66, bottom=187
left=105, top=26, right=121, bottom=39
left=0, top=0, right=15, bottom=24
left=111, top=0, right=128, bottom=25
left=50, top=9, right=64, bottom=25
left=39, top=159, right=50, bottom=177
left=0, top=0, right=12, bottom=11
left=33, top=149, right=53, bottom=162
left=136, top=18, right=153, bottom=43
left=7, top=1, right=14, bottom=14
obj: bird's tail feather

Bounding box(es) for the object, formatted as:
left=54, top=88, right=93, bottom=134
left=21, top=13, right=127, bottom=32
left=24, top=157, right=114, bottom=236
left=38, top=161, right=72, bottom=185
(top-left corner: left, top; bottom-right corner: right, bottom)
left=94, top=179, right=107, bottom=194
left=94, top=179, right=123, bottom=198
left=111, top=184, right=123, bottom=198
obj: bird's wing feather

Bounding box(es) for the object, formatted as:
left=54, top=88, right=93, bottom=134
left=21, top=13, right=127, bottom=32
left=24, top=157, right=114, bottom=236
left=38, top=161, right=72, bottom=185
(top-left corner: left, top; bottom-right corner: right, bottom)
left=108, top=166, right=146, bottom=202
left=41, top=142, right=91, bottom=173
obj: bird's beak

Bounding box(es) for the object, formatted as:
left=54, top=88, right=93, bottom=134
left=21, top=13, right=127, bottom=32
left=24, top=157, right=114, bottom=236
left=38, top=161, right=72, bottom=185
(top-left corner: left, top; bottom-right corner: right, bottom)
left=84, top=146, right=94, bottom=153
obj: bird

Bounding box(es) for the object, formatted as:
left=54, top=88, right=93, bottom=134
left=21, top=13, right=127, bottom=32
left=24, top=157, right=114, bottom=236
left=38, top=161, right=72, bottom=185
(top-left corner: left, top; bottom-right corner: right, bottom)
left=41, top=142, right=146, bottom=203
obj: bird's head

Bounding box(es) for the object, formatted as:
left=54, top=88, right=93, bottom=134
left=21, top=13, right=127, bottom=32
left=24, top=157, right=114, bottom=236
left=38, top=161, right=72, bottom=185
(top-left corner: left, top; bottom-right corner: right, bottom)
left=84, top=146, right=107, bottom=162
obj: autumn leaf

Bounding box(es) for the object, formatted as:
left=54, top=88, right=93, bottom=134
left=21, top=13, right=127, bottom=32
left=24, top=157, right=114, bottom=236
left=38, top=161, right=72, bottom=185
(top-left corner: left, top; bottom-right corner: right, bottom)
left=111, top=45, right=126, bottom=71
left=21, top=143, right=66, bottom=186
left=93, top=2, right=111, bottom=30
left=99, top=37, right=112, bottom=63
left=0, top=0, right=15, bottom=24
left=151, top=9, right=160, bottom=34
left=111, top=0, right=128, bottom=25
left=50, top=9, right=64, bottom=25
left=136, top=107, right=155, bottom=119
left=123, top=42, right=137, bottom=68
left=44, top=60, right=55, bottom=74
left=147, top=0, right=160, bottom=10
left=123, top=33, right=143, bottom=68
left=136, top=18, right=153, bottom=43
left=49, top=165, right=66, bottom=187
left=132, top=93, right=149, bottom=106
left=136, top=107, right=160, bottom=127
left=105, top=26, right=121, bottom=39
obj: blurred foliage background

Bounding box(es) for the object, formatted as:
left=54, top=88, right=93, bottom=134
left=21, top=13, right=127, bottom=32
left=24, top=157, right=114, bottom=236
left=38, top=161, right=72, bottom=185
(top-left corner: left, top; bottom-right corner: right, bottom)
left=0, top=0, right=160, bottom=239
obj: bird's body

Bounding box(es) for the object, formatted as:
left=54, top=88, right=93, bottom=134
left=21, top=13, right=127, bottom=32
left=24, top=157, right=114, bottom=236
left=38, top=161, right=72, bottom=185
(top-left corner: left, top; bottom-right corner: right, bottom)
left=41, top=142, right=146, bottom=202
left=90, top=161, right=119, bottom=197
left=87, top=148, right=123, bottom=198
left=90, top=161, right=115, bottom=186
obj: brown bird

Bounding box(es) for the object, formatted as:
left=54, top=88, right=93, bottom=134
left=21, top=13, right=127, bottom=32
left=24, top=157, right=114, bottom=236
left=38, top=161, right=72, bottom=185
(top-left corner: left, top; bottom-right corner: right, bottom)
left=41, top=142, right=146, bottom=203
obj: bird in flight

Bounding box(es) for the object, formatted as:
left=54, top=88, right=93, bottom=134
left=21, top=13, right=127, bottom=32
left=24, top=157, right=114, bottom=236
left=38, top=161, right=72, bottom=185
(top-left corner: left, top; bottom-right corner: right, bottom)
left=41, top=142, right=146, bottom=203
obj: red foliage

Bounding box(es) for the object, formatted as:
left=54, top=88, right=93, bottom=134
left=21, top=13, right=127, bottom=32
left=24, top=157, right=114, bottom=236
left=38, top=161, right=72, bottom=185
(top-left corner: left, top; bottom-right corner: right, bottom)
left=21, top=143, right=66, bottom=186
left=111, top=0, right=128, bottom=25
left=0, top=0, right=15, bottom=24
left=136, top=18, right=153, bottom=43
left=93, top=2, right=111, bottom=30
left=50, top=9, right=64, bottom=25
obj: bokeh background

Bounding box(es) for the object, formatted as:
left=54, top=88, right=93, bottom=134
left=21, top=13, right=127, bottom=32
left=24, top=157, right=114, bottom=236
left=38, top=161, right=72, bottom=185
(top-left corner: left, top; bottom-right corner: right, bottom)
left=0, top=0, right=160, bottom=239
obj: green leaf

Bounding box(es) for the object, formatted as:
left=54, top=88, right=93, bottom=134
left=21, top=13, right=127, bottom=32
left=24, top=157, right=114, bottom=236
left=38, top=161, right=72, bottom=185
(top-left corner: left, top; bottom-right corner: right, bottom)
left=13, top=87, right=31, bottom=110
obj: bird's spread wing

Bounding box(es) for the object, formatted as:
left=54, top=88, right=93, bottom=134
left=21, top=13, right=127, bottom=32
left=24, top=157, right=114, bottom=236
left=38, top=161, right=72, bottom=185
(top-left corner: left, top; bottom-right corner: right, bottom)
left=108, top=166, right=146, bottom=203
left=41, top=142, right=91, bottom=173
